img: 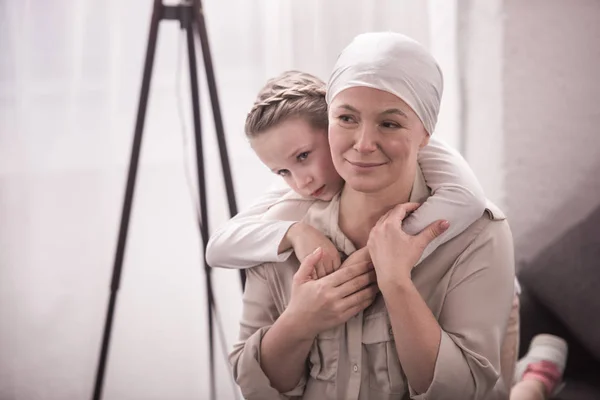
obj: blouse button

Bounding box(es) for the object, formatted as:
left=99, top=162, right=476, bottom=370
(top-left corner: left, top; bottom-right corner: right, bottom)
left=353, top=364, right=359, bottom=373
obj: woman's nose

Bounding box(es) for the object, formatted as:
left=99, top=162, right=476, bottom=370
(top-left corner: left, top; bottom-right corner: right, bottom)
left=353, top=125, right=377, bottom=153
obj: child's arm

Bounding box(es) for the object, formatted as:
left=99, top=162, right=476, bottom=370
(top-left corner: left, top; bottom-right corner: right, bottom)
left=206, top=185, right=299, bottom=269
left=405, top=136, right=487, bottom=264
left=207, top=185, right=342, bottom=276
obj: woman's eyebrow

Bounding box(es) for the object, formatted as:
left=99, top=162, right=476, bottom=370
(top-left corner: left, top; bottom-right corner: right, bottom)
left=382, top=108, right=408, bottom=118
left=337, top=104, right=360, bottom=113
left=337, top=104, right=408, bottom=119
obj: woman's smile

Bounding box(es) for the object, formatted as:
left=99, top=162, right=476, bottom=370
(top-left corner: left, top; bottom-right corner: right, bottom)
left=345, top=160, right=387, bottom=168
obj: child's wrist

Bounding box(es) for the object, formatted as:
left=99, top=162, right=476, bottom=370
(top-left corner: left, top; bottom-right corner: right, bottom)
left=279, top=222, right=302, bottom=254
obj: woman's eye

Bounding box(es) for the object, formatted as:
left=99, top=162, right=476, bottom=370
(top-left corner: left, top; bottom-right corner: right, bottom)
left=381, top=121, right=401, bottom=129
left=297, top=151, right=309, bottom=161
left=339, top=115, right=356, bottom=123
left=277, top=169, right=289, bottom=177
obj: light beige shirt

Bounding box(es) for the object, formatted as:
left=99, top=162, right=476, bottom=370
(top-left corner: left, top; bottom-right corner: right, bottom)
left=230, top=170, right=515, bottom=400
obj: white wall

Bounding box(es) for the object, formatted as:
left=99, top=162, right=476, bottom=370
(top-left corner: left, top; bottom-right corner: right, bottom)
left=502, top=0, right=600, bottom=263
left=457, top=0, right=600, bottom=264
left=458, top=0, right=506, bottom=207
left=0, top=1, right=459, bottom=399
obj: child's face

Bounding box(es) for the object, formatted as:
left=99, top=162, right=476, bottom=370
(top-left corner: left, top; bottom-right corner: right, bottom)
left=250, top=117, right=344, bottom=201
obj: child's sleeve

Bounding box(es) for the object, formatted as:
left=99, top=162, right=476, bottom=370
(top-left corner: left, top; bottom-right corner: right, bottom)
left=405, top=137, right=487, bottom=264
left=206, top=185, right=300, bottom=269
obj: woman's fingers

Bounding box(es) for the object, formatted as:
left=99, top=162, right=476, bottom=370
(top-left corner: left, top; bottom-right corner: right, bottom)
left=379, top=202, right=422, bottom=225
left=342, top=246, right=370, bottom=265
left=293, top=247, right=322, bottom=283
left=376, top=208, right=393, bottom=226
left=416, top=219, right=450, bottom=248
left=324, top=257, right=374, bottom=287
left=400, top=202, right=422, bottom=214
left=339, top=284, right=380, bottom=316
left=335, top=270, right=377, bottom=298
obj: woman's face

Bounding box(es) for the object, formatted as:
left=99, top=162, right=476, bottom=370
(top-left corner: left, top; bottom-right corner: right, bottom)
left=328, top=86, right=430, bottom=194
left=250, top=117, right=344, bottom=201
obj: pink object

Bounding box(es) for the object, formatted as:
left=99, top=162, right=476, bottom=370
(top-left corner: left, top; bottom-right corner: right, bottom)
left=522, top=360, right=562, bottom=395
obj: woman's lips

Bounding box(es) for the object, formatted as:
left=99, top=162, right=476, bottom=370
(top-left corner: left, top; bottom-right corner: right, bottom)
left=346, top=160, right=386, bottom=168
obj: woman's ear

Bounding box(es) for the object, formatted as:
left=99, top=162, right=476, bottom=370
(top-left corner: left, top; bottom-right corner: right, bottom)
left=419, top=134, right=430, bottom=148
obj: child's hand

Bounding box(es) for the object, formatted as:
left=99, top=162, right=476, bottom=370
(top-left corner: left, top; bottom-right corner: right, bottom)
left=286, top=222, right=341, bottom=279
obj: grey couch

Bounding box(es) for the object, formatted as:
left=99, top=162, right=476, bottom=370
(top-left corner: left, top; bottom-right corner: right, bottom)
left=517, top=205, right=600, bottom=399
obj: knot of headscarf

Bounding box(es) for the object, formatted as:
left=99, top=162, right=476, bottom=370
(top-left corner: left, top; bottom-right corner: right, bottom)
left=326, top=32, right=443, bottom=135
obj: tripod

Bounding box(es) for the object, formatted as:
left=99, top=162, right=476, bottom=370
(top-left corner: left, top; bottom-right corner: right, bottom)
left=92, top=1, right=245, bottom=399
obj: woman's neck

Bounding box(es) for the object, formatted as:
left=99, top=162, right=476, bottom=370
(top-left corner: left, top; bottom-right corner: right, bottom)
left=339, top=176, right=415, bottom=249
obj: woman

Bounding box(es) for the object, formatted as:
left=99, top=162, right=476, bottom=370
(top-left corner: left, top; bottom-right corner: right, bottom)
left=230, top=32, right=516, bottom=399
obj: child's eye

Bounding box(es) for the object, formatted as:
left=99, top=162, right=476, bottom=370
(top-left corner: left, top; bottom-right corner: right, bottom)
left=277, top=169, right=290, bottom=177
left=297, top=151, right=309, bottom=161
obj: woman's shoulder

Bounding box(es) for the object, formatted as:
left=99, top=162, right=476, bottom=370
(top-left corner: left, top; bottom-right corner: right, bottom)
left=456, top=200, right=512, bottom=251
left=413, top=202, right=514, bottom=294
left=424, top=200, right=513, bottom=267
left=444, top=200, right=514, bottom=275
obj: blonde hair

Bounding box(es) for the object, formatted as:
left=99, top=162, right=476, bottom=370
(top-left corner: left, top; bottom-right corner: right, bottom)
left=245, top=71, right=328, bottom=138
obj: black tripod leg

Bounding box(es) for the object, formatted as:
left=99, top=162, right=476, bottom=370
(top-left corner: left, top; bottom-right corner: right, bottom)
left=192, top=0, right=245, bottom=289
left=92, top=1, right=163, bottom=399
left=185, top=17, right=217, bottom=400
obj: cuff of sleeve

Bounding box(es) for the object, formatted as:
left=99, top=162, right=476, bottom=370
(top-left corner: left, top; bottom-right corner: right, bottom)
left=281, top=374, right=307, bottom=397
left=231, top=326, right=307, bottom=400
left=408, top=332, right=474, bottom=400
left=272, top=222, right=297, bottom=262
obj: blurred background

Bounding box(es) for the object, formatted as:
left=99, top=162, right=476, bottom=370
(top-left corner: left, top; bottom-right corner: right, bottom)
left=1, top=0, right=599, bottom=399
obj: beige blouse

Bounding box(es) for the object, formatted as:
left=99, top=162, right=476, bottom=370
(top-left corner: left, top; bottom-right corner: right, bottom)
left=230, top=170, right=515, bottom=400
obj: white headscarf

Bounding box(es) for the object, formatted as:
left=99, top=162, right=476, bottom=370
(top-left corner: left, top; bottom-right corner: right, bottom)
left=326, top=32, right=443, bottom=135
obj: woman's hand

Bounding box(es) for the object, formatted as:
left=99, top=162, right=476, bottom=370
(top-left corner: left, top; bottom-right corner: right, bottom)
left=367, top=202, right=449, bottom=292
left=285, top=222, right=341, bottom=278
left=285, top=247, right=379, bottom=339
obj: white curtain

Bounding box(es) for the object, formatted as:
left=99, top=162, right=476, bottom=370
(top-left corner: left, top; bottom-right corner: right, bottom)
left=0, top=1, right=458, bottom=399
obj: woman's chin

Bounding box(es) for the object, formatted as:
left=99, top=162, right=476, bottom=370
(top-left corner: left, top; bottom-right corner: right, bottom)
left=343, top=177, right=387, bottom=194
